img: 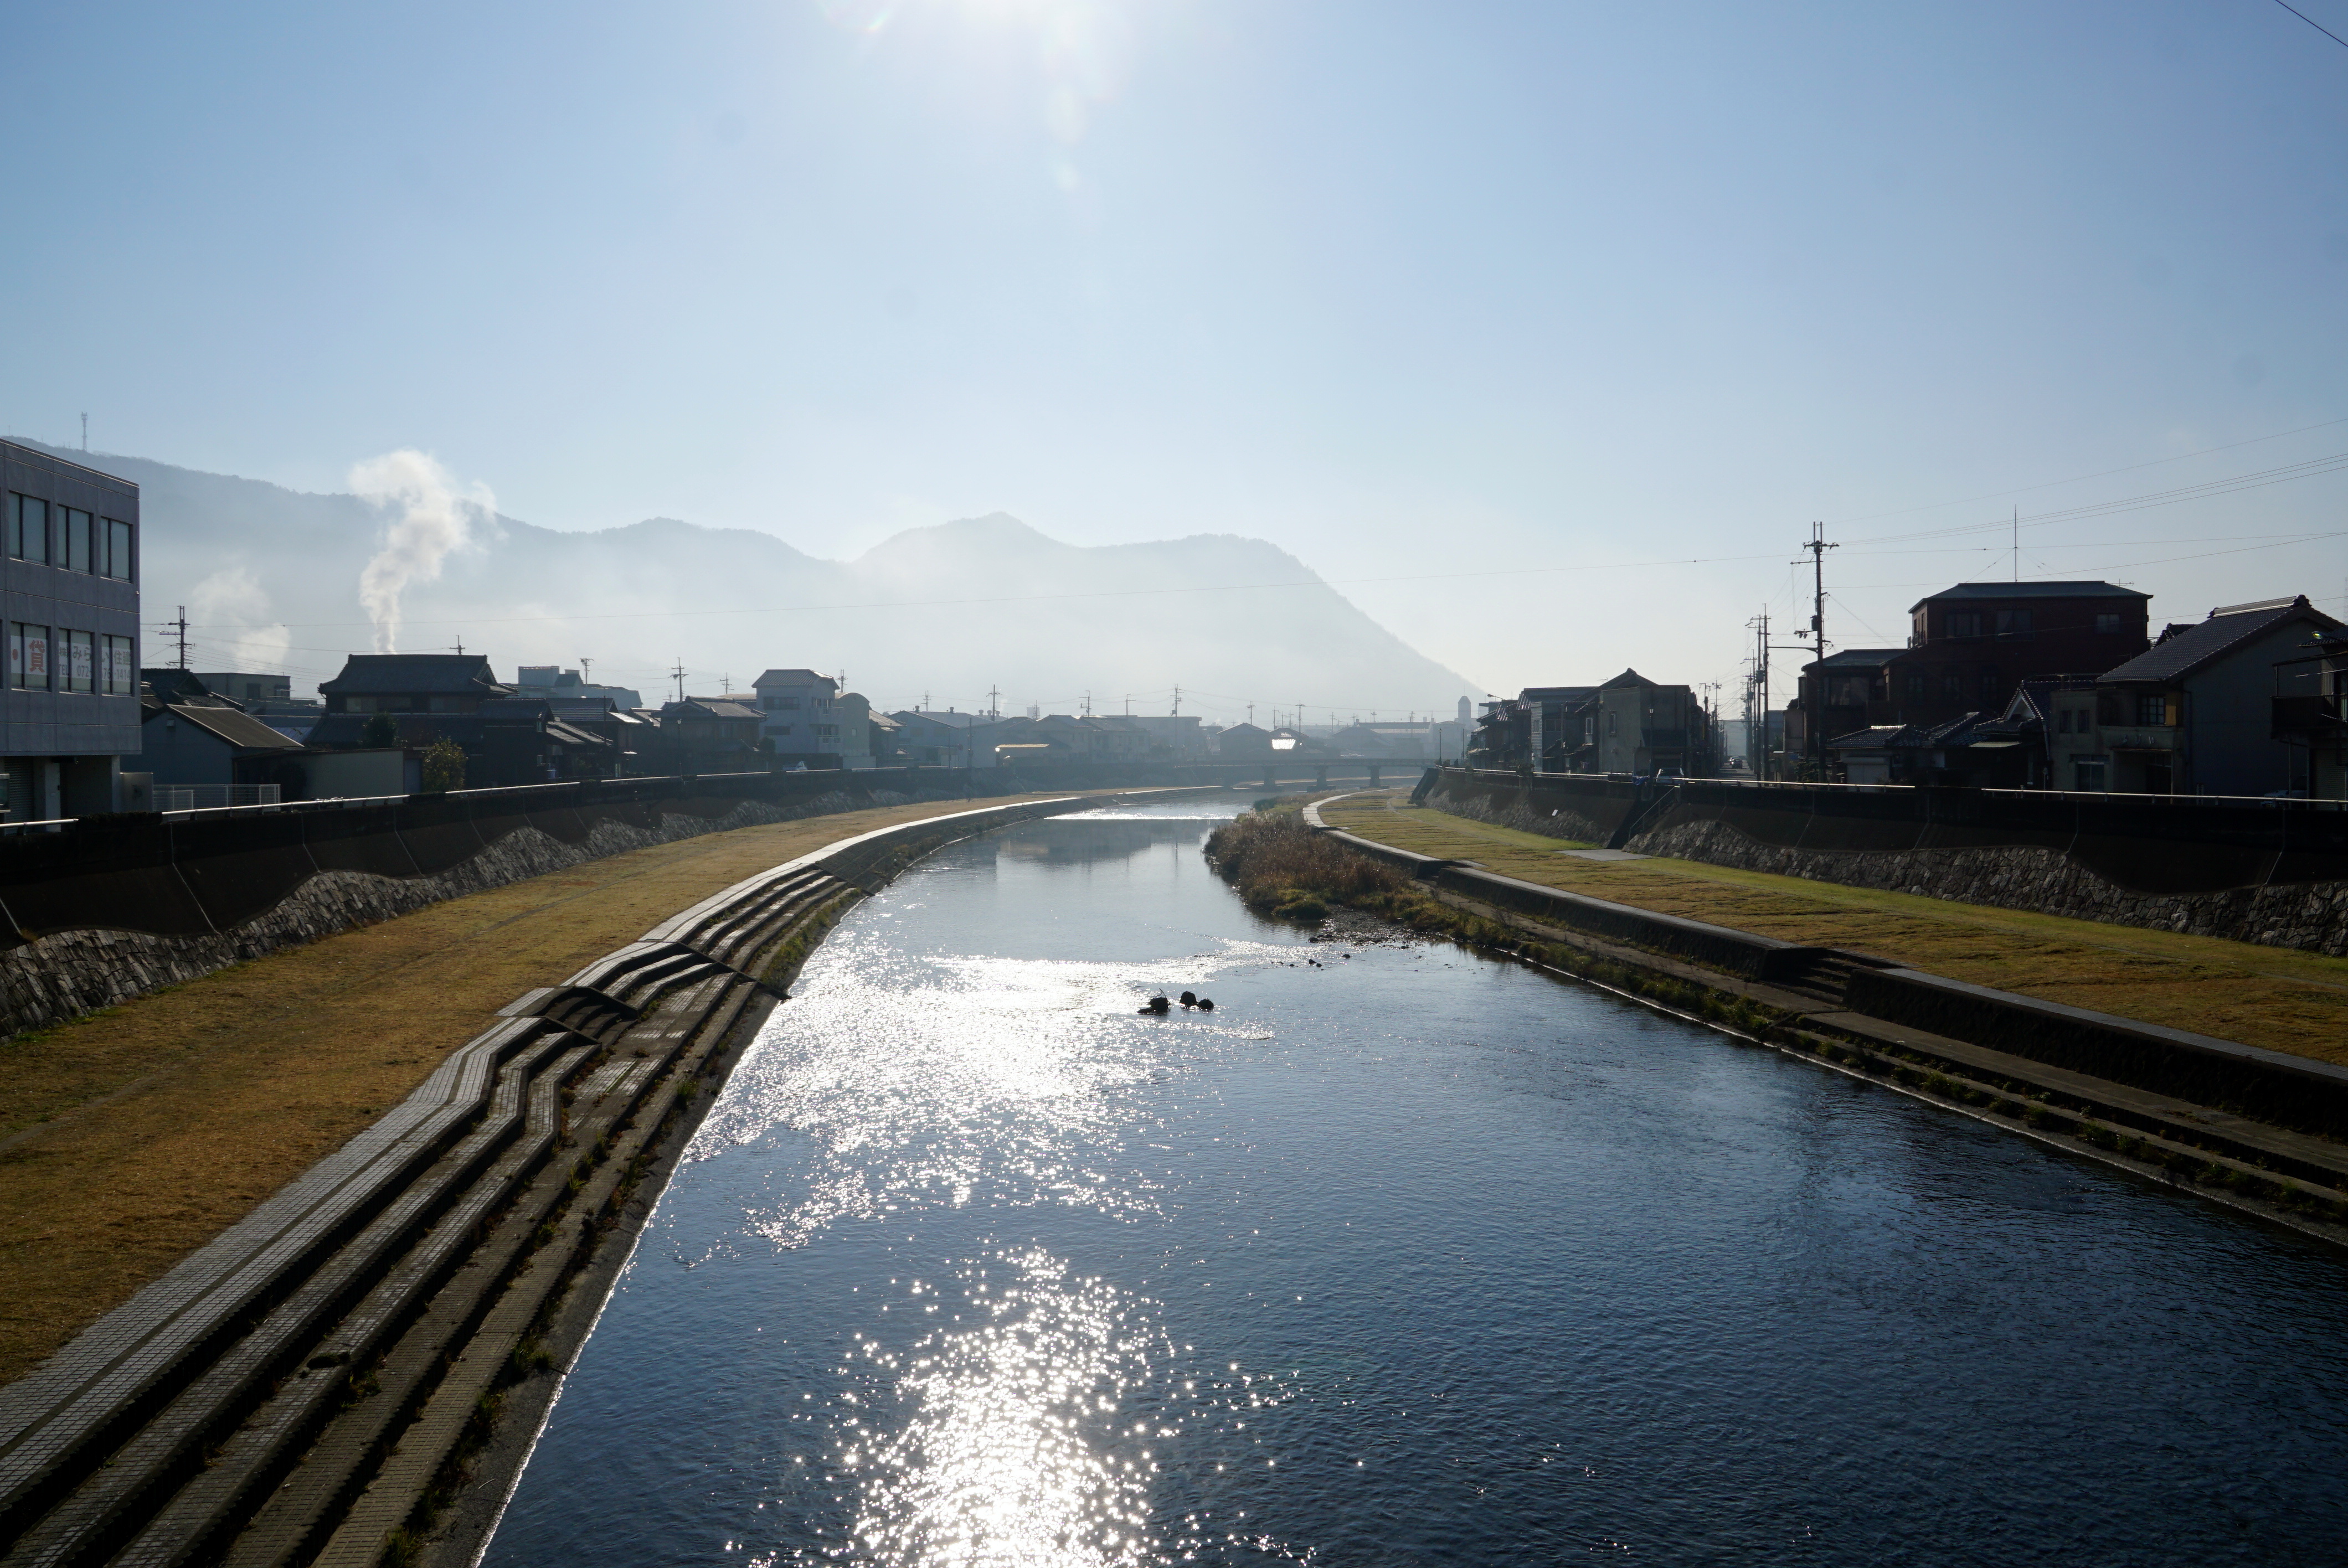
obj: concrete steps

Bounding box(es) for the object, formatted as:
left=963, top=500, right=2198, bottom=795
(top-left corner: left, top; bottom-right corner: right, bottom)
left=0, top=863, right=821, bottom=1567
left=0, top=787, right=1185, bottom=1566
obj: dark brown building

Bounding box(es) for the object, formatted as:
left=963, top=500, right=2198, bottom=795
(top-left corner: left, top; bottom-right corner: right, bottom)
left=1795, top=581, right=2151, bottom=759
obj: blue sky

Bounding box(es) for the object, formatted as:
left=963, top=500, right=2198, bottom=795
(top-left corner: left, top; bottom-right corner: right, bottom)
left=4, top=0, right=2345, bottom=703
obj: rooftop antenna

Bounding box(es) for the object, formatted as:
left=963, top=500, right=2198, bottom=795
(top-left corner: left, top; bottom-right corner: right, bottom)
left=448, top=639, right=465, bottom=656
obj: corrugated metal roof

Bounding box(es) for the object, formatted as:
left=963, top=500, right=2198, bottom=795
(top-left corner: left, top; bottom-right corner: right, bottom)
left=2097, top=597, right=2344, bottom=685
left=667, top=698, right=764, bottom=720
left=155, top=703, right=304, bottom=752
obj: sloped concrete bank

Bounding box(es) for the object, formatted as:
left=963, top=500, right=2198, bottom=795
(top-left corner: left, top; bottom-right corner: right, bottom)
left=0, top=790, right=1196, bottom=1568
left=1304, top=798, right=2348, bottom=1247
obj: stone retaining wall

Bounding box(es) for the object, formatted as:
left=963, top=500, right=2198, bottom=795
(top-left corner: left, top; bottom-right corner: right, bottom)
left=0, top=787, right=932, bottom=1039
left=1624, top=816, right=2348, bottom=956
left=1422, top=786, right=1615, bottom=846
left=1420, top=771, right=2348, bottom=956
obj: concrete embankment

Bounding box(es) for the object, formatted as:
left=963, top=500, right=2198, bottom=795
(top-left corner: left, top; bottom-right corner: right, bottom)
left=1301, top=796, right=2348, bottom=1247
left=1418, top=766, right=2348, bottom=956
left=0, top=788, right=1201, bottom=1568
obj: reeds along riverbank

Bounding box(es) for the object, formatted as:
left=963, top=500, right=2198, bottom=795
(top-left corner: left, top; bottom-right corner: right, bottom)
left=1205, top=805, right=1780, bottom=1030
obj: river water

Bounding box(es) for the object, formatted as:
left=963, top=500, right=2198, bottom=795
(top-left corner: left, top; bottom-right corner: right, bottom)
left=485, top=801, right=2348, bottom=1566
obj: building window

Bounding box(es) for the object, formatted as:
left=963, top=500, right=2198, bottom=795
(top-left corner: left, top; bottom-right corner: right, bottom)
left=1906, top=672, right=1927, bottom=698
left=104, top=636, right=134, bottom=695
left=12, top=496, right=48, bottom=564
left=2095, top=612, right=2123, bottom=635
left=1994, top=609, right=2033, bottom=638
left=1607, top=711, right=1618, bottom=735
left=2073, top=757, right=2107, bottom=791
left=1979, top=670, right=2000, bottom=702
left=2137, top=693, right=2167, bottom=726
left=104, top=518, right=133, bottom=580
left=12, top=625, right=50, bottom=689
left=63, top=631, right=94, bottom=693
left=1946, top=611, right=1983, bottom=639
left=1942, top=672, right=1961, bottom=698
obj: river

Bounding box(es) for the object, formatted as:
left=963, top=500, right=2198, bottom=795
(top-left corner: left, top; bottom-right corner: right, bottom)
left=483, top=800, right=2348, bottom=1565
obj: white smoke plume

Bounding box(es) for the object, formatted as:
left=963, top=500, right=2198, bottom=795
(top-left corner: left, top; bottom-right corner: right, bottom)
left=188, top=566, right=292, bottom=672
left=350, top=450, right=495, bottom=653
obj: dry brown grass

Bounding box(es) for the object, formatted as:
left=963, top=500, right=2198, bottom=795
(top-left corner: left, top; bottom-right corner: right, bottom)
left=0, top=793, right=1095, bottom=1386
left=1322, top=792, right=2348, bottom=1065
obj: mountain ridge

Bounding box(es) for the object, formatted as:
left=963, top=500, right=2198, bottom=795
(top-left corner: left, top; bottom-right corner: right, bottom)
left=9, top=440, right=1479, bottom=720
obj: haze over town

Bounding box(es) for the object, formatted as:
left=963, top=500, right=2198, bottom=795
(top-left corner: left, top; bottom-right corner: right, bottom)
left=5, top=0, right=2345, bottom=713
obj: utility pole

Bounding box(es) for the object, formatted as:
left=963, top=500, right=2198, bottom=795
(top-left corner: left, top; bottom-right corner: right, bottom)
left=1746, top=609, right=1770, bottom=780
left=987, top=684, right=1000, bottom=720
left=80, top=413, right=87, bottom=452
left=1171, top=685, right=1181, bottom=715
left=169, top=606, right=189, bottom=669
left=671, top=659, right=687, bottom=702
left=579, top=657, right=592, bottom=685
left=2012, top=504, right=2020, bottom=583
left=1082, top=690, right=1092, bottom=718
left=1801, top=522, right=1837, bottom=777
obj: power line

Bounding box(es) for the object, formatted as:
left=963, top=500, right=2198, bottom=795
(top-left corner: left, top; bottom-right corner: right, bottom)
left=1824, top=414, right=2348, bottom=528
left=2273, top=0, right=2348, bottom=50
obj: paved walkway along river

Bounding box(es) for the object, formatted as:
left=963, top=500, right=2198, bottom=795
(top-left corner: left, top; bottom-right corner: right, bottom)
left=484, top=800, right=2348, bottom=1565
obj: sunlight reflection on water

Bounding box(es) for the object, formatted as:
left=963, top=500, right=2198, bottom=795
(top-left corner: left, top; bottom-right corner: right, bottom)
left=691, top=931, right=1291, bottom=1256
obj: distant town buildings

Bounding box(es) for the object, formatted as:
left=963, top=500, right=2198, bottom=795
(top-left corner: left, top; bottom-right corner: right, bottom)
left=752, top=670, right=846, bottom=766
left=1470, top=672, right=1716, bottom=777
left=514, top=665, right=643, bottom=710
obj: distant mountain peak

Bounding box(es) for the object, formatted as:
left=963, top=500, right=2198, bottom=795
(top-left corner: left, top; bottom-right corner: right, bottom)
left=858, top=512, right=1069, bottom=564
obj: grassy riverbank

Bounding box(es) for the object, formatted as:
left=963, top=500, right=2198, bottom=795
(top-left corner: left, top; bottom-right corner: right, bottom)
left=0, top=792, right=1105, bottom=1388
left=1320, top=790, right=2348, bottom=1065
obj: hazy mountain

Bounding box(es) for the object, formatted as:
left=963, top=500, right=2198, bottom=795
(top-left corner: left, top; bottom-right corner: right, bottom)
left=21, top=442, right=1477, bottom=721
